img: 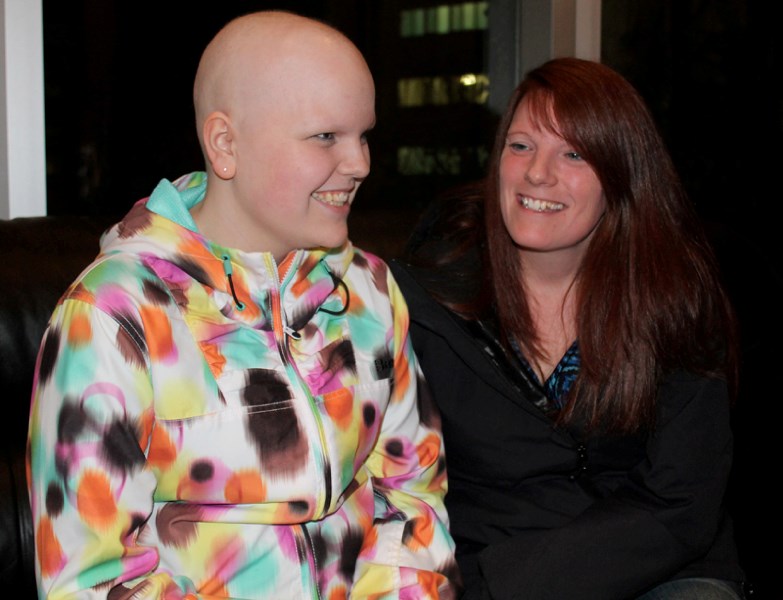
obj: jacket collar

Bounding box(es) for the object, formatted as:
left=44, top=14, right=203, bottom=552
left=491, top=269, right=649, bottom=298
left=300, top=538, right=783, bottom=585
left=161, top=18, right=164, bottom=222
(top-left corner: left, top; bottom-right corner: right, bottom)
left=100, top=172, right=354, bottom=317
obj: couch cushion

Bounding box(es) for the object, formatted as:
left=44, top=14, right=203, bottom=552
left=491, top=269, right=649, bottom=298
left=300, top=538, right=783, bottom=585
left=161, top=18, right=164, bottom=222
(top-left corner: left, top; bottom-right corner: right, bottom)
left=0, top=214, right=116, bottom=593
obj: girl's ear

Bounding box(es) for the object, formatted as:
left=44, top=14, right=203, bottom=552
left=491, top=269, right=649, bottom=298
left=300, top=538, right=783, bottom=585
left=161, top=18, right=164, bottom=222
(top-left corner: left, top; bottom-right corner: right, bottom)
left=202, top=111, right=236, bottom=179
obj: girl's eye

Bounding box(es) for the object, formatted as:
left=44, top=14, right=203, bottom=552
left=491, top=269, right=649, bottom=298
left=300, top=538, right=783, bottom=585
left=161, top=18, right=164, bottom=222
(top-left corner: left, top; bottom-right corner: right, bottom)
left=565, top=151, right=583, bottom=160
left=315, top=133, right=336, bottom=142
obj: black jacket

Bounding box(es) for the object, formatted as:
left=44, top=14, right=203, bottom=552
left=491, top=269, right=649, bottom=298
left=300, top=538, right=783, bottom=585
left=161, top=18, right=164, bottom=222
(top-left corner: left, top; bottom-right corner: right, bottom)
left=389, top=259, right=744, bottom=600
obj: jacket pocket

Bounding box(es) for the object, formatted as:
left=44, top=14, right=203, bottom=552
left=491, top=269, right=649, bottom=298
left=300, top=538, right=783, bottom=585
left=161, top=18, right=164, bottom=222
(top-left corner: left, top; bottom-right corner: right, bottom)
left=151, top=367, right=321, bottom=507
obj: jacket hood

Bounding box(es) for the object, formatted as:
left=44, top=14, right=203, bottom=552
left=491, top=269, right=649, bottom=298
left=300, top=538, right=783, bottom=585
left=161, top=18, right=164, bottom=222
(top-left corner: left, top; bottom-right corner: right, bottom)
left=99, top=172, right=355, bottom=315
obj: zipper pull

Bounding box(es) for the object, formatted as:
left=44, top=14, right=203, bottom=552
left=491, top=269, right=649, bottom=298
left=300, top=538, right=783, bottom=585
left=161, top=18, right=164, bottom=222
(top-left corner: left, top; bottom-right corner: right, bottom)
left=283, top=325, right=302, bottom=340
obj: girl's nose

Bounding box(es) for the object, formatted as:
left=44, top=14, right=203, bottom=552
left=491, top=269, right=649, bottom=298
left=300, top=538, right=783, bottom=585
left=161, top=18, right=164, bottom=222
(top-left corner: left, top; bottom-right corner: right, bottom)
left=339, top=139, right=371, bottom=180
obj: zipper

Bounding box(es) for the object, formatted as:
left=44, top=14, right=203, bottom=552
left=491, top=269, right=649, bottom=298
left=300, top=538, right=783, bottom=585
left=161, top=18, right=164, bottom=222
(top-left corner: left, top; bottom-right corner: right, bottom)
left=263, top=253, right=333, bottom=517
left=301, top=524, right=323, bottom=600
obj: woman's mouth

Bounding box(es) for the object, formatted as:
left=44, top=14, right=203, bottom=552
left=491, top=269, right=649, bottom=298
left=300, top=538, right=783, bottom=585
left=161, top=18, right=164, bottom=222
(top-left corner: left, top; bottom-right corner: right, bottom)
left=519, top=195, right=565, bottom=212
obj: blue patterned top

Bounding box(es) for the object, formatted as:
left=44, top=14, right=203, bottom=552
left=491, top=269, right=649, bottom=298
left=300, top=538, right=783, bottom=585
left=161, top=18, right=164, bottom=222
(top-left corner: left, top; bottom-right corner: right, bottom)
left=511, top=340, right=580, bottom=409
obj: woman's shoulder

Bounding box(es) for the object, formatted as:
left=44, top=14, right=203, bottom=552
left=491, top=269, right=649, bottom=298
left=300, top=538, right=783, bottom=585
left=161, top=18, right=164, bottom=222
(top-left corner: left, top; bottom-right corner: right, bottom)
left=395, top=181, right=489, bottom=313
left=404, top=182, right=485, bottom=258
left=653, top=369, right=730, bottom=427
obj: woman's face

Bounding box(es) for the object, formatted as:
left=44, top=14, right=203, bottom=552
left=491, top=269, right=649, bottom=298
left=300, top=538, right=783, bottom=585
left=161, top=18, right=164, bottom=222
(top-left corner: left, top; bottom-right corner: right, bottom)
left=499, top=98, right=606, bottom=267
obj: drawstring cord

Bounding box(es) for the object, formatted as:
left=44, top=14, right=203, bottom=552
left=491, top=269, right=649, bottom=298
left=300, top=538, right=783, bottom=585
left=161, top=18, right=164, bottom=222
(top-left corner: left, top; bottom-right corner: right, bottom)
left=221, top=255, right=348, bottom=331
left=318, top=267, right=350, bottom=316
left=221, top=255, right=245, bottom=311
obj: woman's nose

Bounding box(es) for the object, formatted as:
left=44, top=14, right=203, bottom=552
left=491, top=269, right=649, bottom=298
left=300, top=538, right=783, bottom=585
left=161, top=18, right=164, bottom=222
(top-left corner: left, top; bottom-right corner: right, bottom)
left=524, top=153, right=555, bottom=186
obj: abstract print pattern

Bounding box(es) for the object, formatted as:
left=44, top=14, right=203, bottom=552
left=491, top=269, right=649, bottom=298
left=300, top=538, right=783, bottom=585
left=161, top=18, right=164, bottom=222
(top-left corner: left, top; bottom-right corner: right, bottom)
left=27, top=172, right=458, bottom=599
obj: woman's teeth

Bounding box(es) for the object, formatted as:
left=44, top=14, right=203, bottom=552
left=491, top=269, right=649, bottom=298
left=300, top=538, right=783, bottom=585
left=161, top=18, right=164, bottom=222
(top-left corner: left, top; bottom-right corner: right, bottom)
left=520, top=196, right=564, bottom=212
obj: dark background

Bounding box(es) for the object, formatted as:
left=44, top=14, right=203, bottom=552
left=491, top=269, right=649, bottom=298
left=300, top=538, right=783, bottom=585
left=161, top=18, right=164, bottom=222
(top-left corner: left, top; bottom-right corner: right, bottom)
left=42, top=1, right=780, bottom=594
left=42, top=1, right=782, bottom=244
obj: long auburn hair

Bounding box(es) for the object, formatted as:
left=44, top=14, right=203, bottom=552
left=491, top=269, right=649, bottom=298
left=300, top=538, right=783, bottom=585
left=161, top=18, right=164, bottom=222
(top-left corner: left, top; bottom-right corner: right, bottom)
left=484, top=57, right=738, bottom=433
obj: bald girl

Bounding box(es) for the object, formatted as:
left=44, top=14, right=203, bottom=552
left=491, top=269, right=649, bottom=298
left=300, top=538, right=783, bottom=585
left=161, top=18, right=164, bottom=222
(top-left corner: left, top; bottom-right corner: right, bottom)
left=27, top=10, right=458, bottom=600
left=190, top=11, right=376, bottom=258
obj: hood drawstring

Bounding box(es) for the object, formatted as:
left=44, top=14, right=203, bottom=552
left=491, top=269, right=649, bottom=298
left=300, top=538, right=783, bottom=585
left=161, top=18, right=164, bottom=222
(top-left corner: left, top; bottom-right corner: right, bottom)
left=221, top=256, right=348, bottom=320
left=221, top=255, right=245, bottom=311
left=318, top=265, right=350, bottom=316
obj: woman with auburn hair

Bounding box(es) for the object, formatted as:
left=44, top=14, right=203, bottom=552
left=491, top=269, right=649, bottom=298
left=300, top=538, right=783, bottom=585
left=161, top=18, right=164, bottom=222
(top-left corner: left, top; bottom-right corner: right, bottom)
left=390, top=57, right=746, bottom=599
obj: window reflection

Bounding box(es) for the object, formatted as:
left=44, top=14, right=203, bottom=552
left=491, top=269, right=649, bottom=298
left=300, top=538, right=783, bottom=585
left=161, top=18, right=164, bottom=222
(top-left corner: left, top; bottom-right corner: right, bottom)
left=398, top=73, right=490, bottom=107
left=400, top=2, right=489, bottom=37
left=398, top=145, right=490, bottom=176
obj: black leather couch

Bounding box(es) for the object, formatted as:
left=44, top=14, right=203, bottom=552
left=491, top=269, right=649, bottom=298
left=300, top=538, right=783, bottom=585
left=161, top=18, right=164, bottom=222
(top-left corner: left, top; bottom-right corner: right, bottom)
left=0, top=215, right=117, bottom=597
left=0, top=213, right=773, bottom=597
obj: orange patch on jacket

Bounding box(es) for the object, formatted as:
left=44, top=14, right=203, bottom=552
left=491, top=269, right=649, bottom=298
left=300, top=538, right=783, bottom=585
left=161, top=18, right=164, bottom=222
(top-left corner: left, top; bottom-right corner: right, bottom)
left=137, top=409, right=155, bottom=452
left=140, top=305, right=174, bottom=361
left=225, top=470, right=266, bottom=503
left=178, top=237, right=222, bottom=278
left=328, top=586, right=348, bottom=600
left=362, top=525, right=378, bottom=553
left=198, top=576, right=228, bottom=598
left=416, top=570, right=444, bottom=599
left=147, top=426, right=177, bottom=470
left=289, top=254, right=319, bottom=297
left=393, top=355, right=411, bottom=399
left=324, top=388, right=354, bottom=430
left=67, top=313, right=92, bottom=346
left=36, top=516, right=64, bottom=577
left=415, top=433, right=440, bottom=468
left=199, top=341, right=227, bottom=378
left=77, top=470, right=117, bottom=529
left=406, top=514, right=435, bottom=551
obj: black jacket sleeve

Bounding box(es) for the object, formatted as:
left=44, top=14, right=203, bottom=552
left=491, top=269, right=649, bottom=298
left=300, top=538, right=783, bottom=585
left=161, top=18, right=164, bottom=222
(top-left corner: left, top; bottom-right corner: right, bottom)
left=477, top=372, right=735, bottom=600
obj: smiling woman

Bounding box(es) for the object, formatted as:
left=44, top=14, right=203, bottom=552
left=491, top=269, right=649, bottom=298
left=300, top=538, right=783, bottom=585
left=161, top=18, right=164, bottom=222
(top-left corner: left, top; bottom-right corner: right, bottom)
left=391, top=57, right=746, bottom=599
left=499, top=98, right=606, bottom=277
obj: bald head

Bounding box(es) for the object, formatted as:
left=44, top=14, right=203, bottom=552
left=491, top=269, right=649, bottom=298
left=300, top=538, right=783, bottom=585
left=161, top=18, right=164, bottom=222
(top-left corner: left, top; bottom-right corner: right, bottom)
left=188, top=10, right=375, bottom=255
left=193, top=11, right=371, bottom=150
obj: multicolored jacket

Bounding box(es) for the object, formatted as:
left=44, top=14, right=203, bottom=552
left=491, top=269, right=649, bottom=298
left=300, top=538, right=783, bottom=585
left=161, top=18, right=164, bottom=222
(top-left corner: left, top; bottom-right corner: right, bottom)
left=27, top=172, right=458, bottom=599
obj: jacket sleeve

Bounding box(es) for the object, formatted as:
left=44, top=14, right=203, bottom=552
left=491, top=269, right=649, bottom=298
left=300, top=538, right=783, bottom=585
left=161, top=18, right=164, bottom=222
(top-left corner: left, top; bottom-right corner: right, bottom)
left=350, top=270, right=459, bottom=599
left=477, top=372, right=735, bottom=600
left=27, top=297, right=197, bottom=599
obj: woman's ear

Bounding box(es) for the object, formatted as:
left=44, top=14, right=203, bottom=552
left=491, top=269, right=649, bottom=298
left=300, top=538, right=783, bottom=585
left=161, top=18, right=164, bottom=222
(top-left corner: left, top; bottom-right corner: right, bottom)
left=202, top=111, right=236, bottom=180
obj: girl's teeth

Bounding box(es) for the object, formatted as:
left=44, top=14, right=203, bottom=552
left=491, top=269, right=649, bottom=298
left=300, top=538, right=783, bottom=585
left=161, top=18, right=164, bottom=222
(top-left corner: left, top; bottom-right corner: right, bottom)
left=313, top=192, right=350, bottom=206
left=520, top=196, right=564, bottom=212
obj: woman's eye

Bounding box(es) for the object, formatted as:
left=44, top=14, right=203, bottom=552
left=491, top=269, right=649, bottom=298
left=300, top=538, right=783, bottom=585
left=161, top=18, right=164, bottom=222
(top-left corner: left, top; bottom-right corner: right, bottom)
left=509, top=142, right=529, bottom=151
left=565, top=151, right=583, bottom=160
left=315, top=133, right=336, bottom=142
